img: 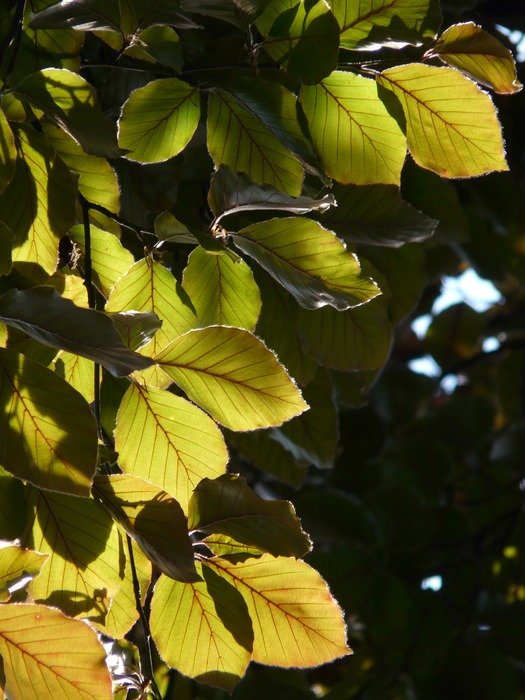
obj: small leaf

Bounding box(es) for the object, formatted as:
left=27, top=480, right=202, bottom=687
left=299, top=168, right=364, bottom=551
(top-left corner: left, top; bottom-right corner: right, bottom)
left=92, top=474, right=199, bottom=582
left=0, top=547, right=48, bottom=601
left=150, top=563, right=253, bottom=692
left=155, top=326, right=308, bottom=431
left=0, top=349, right=97, bottom=496
left=53, top=352, right=95, bottom=404
left=109, top=311, right=162, bottom=352
left=0, top=604, right=112, bottom=700
left=207, top=554, right=351, bottom=667
left=0, top=287, right=154, bottom=377
left=182, top=247, right=261, bottom=330
left=301, top=71, right=407, bottom=186
left=188, top=474, right=311, bottom=557
left=233, top=217, right=380, bottom=311
left=202, top=534, right=264, bottom=558
left=0, top=109, right=16, bottom=195
left=115, top=384, right=227, bottom=513
left=118, top=78, right=200, bottom=163
left=430, top=22, right=522, bottom=95
left=377, top=63, right=509, bottom=178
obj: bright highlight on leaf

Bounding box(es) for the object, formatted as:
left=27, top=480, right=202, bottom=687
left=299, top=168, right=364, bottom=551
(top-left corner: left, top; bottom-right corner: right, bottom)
left=0, top=604, right=112, bottom=700
left=301, top=71, right=407, bottom=185
left=155, top=326, right=308, bottom=431
left=0, top=546, right=47, bottom=601
left=377, top=63, right=509, bottom=178
left=233, top=217, right=381, bottom=310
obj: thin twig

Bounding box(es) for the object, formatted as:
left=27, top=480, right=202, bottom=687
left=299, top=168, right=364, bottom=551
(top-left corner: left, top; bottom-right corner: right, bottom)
left=85, top=199, right=156, bottom=243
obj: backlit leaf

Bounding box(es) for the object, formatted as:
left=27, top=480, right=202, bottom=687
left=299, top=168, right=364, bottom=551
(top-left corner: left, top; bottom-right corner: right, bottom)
left=182, top=247, right=261, bottom=330
left=430, top=22, right=522, bottom=94
left=0, top=287, right=154, bottom=377
left=207, top=89, right=303, bottom=197
left=0, top=349, right=97, bottom=496
left=118, top=78, right=200, bottom=163
left=0, top=547, right=47, bottom=601
left=188, top=474, right=311, bottom=557
left=155, top=326, right=308, bottom=431
left=0, top=109, right=16, bottom=195
left=114, top=384, right=227, bottom=512
left=377, top=63, right=509, bottom=178
left=301, top=72, right=407, bottom=185
left=23, top=487, right=123, bottom=622
left=0, top=604, right=112, bottom=700
left=53, top=352, right=95, bottom=404
left=233, top=217, right=380, bottom=311
left=150, top=562, right=253, bottom=692
left=92, top=474, right=199, bottom=582
left=207, top=554, right=351, bottom=667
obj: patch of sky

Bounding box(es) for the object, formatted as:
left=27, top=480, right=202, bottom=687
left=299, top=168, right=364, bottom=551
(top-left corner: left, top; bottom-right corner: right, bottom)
left=421, top=575, right=442, bottom=592
left=497, top=25, right=525, bottom=62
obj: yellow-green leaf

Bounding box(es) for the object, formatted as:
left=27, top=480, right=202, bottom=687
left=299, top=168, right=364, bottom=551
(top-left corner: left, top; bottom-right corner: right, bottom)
left=150, top=563, right=253, bottom=692
left=188, top=474, right=311, bottom=557
left=0, top=109, right=16, bottom=195
left=182, top=247, right=261, bottom=330
left=377, top=63, right=509, bottom=178
left=301, top=71, right=407, bottom=185
left=53, top=352, right=95, bottom=404
left=118, top=78, right=200, bottom=163
left=0, top=349, right=97, bottom=496
left=155, top=326, right=308, bottom=431
left=0, top=547, right=48, bottom=602
left=207, top=89, right=303, bottom=196
left=233, top=217, right=380, bottom=310
left=430, top=22, right=522, bottom=95
left=0, top=604, right=112, bottom=700
left=207, top=554, right=351, bottom=667
left=23, top=487, right=123, bottom=622
left=114, top=384, right=227, bottom=513
left=92, top=474, right=199, bottom=582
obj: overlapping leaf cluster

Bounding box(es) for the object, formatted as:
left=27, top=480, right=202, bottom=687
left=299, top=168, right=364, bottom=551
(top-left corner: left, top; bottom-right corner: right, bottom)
left=0, top=0, right=520, bottom=697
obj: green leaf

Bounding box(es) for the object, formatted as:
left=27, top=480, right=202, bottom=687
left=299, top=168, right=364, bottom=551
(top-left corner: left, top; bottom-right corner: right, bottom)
left=29, top=0, right=122, bottom=32
left=301, top=72, right=407, bottom=186
left=255, top=0, right=340, bottom=84
left=0, top=467, right=27, bottom=541
left=0, top=604, right=112, bottom=700
left=181, top=0, right=247, bottom=28
left=182, top=247, right=261, bottom=330
left=0, top=109, right=16, bottom=195
left=0, top=349, right=97, bottom=496
left=150, top=563, right=253, bottom=692
left=207, top=554, right=351, bottom=667
left=0, top=223, right=13, bottom=276
left=23, top=487, right=123, bottom=622
left=133, top=25, right=183, bottom=70
left=377, top=63, right=509, bottom=178
left=114, top=384, right=228, bottom=513
left=328, top=0, right=441, bottom=50
left=0, top=287, right=155, bottom=376
left=53, top=351, right=95, bottom=404
left=233, top=217, right=380, bottom=311
left=202, top=534, right=264, bottom=558
left=429, top=22, right=522, bottom=95
left=118, top=78, right=200, bottom=163
left=155, top=326, right=308, bottom=431
left=188, top=473, right=311, bottom=557
left=0, top=126, right=76, bottom=275
left=293, top=297, right=392, bottom=371
left=207, top=88, right=303, bottom=197
left=322, top=182, right=437, bottom=247
left=16, top=68, right=120, bottom=158
left=92, top=474, right=199, bottom=582
left=109, top=310, right=162, bottom=352
left=0, top=546, right=48, bottom=602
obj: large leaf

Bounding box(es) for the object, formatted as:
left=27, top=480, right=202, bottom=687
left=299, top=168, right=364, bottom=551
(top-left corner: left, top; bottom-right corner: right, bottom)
left=0, top=467, right=27, bottom=541
left=0, top=109, right=16, bottom=195
left=0, top=287, right=154, bottom=377
left=23, top=487, right=123, bottom=622
left=155, top=326, right=308, bottom=431
left=233, top=217, right=380, bottom=311
left=207, top=88, right=303, bottom=197
left=0, top=547, right=48, bottom=601
left=0, top=126, right=76, bottom=275
left=53, top=351, right=95, bottom=404
left=182, top=247, right=261, bottom=330
left=16, top=68, right=120, bottom=158
left=430, top=22, right=522, bottom=95
left=0, top=349, right=97, bottom=496
left=0, top=604, right=112, bottom=700
left=118, top=78, right=200, bottom=163
left=0, top=223, right=13, bottom=276
left=188, top=474, right=311, bottom=557
left=92, top=474, right=199, bottom=582
left=114, top=384, right=227, bottom=512
left=377, top=64, right=509, bottom=178
left=301, top=72, right=407, bottom=185
left=255, top=0, right=340, bottom=84
left=150, top=563, right=253, bottom=692
left=329, top=0, right=441, bottom=50
left=206, top=554, right=351, bottom=667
